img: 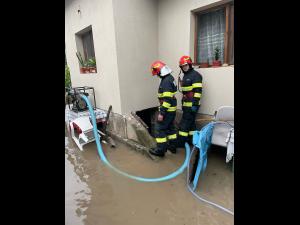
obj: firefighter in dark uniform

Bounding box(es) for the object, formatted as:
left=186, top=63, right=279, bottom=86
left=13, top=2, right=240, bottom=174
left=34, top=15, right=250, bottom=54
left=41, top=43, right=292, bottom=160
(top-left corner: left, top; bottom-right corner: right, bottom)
left=177, top=56, right=203, bottom=147
left=149, top=60, right=177, bottom=157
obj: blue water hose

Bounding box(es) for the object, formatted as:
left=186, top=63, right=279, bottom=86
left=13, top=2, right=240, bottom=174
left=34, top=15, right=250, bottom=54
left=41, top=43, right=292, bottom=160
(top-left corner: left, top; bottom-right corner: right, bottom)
left=187, top=146, right=234, bottom=216
left=80, top=94, right=233, bottom=216
left=81, top=94, right=190, bottom=182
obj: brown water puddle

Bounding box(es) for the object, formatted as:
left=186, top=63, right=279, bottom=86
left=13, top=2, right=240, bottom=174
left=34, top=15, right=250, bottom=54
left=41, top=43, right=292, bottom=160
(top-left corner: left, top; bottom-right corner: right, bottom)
left=65, top=131, right=234, bottom=225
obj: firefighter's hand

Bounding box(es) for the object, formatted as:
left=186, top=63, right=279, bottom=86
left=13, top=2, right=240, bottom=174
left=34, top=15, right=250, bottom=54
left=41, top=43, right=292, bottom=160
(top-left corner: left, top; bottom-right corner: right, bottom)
left=191, top=106, right=199, bottom=113
left=157, top=113, right=164, bottom=122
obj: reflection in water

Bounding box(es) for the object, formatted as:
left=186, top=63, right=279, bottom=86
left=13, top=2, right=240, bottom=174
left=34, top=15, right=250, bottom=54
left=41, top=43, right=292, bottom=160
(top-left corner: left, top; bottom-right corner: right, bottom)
left=65, top=136, right=91, bottom=225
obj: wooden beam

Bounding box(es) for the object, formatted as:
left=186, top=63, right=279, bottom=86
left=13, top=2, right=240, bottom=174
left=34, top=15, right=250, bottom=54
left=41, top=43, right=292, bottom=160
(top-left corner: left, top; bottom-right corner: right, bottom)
left=224, top=5, right=230, bottom=64
left=229, top=4, right=234, bottom=64
left=194, top=14, right=198, bottom=63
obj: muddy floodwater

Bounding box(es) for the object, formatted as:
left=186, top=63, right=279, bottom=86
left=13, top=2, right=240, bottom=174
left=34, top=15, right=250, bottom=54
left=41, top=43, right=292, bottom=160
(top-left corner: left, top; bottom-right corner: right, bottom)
left=65, top=129, right=234, bottom=225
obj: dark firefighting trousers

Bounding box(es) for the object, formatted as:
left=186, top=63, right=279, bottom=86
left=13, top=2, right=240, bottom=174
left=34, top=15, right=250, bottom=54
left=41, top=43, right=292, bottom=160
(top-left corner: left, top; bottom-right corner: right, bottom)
left=154, top=112, right=177, bottom=153
left=177, top=108, right=198, bottom=147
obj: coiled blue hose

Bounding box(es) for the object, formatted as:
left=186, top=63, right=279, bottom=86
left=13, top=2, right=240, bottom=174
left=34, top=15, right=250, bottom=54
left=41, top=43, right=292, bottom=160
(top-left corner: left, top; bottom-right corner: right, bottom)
left=81, top=94, right=190, bottom=182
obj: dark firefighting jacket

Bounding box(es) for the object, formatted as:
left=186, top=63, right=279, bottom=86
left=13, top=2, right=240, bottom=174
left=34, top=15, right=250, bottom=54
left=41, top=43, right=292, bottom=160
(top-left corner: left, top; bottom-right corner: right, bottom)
left=181, top=68, right=203, bottom=110
left=158, top=74, right=177, bottom=115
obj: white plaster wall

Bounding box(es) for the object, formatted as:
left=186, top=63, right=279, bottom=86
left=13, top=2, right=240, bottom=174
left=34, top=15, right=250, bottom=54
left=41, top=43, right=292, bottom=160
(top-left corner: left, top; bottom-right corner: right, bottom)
left=196, top=66, right=234, bottom=115
left=65, top=0, right=122, bottom=113
left=112, top=0, right=159, bottom=114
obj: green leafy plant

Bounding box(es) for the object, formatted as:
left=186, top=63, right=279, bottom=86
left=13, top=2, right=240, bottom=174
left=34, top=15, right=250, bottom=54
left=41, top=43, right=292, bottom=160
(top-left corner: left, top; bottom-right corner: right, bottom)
left=214, top=46, right=220, bottom=61
left=65, top=65, right=72, bottom=88
left=87, top=57, right=96, bottom=67
left=76, top=52, right=85, bottom=67
left=83, top=60, right=89, bottom=68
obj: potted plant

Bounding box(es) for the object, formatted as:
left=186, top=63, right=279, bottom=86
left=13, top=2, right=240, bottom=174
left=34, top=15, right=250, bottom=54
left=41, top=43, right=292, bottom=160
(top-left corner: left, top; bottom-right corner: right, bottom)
left=200, top=58, right=209, bottom=68
left=88, top=58, right=97, bottom=73
left=83, top=60, right=90, bottom=73
left=212, top=47, right=222, bottom=67
left=76, top=52, right=89, bottom=73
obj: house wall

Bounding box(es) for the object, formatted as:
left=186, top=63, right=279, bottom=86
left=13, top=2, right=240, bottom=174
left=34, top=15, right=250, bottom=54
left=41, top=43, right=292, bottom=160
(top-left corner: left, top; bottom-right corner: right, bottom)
left=112, top=0, right=159, bottom=114
left=65, top=0, right=122, bottom=113
left=158, top=0, right=234, bottom=114
left=65, top=0, right=234, bottom=115
left=196, top=66, right=234, bottom=115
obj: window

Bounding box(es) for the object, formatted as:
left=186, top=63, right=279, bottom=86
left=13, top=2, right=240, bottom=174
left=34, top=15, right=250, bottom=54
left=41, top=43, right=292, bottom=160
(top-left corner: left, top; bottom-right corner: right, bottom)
left=194, top=2, right=234, bottom=66
left=75, top=26, right=97, bottom=74
left=82, top=30, right=95, bottom=61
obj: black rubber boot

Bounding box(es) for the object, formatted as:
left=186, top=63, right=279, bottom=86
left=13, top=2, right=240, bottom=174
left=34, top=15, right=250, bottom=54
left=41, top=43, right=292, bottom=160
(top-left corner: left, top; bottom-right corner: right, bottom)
left=188, top=135, right=194, bottom=146
left=167, top=143, right=177, bottom=154
left=189, top=150, right=199, bottom=183
left=167, top=145, right=177, bottom=154
left=188, top=139, right=193, bottom=146
left=176, top=136, right=186, bottom=148
left=149, top=148, right=165, bottom=157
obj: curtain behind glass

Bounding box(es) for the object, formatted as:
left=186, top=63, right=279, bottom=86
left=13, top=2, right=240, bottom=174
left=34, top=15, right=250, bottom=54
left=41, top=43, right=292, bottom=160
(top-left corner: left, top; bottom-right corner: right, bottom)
left=197, top=8, right=225, bottom=64
left=82, top=30, right=95, bottom=61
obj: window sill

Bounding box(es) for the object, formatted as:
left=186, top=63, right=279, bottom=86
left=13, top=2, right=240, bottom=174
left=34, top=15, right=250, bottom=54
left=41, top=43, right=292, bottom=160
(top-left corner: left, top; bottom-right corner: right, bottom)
left=194, top=64, right=234, bottom=69
left=79, top=67, right=98, bottom=74
left=80, top=72, right=97, bottom=74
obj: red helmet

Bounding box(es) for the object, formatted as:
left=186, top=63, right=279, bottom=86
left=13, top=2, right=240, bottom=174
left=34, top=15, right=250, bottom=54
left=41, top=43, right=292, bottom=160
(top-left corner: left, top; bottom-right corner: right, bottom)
left=179, top=55, right=192, bottom=66
left=151, top=60, right=166, bottom=76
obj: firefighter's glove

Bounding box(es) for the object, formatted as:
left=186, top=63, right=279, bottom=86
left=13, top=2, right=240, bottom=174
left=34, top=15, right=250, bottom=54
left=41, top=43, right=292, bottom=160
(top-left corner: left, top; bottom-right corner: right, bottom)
left=191, top=106, right=199, bottom=113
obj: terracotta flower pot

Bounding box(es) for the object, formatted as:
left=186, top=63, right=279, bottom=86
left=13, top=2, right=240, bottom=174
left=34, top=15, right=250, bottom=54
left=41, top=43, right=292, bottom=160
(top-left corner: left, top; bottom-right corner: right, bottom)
left=80, top=67, right=89, bottom=73
left=200, top=62, right=209, bottom=68
left=80, top=67, right=85, bottom=73
left=84, top=67, right=90, bottom=73
left=212, top=60, right=222, bottom=67
left=89, top=67, right=97, bottom=73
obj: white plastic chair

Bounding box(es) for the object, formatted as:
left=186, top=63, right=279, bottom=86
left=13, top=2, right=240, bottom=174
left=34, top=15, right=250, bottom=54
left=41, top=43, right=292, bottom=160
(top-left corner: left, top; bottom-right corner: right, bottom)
left=211, top=106, right=234, bottom=170
left=211, top=106, right=234, bottom=147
